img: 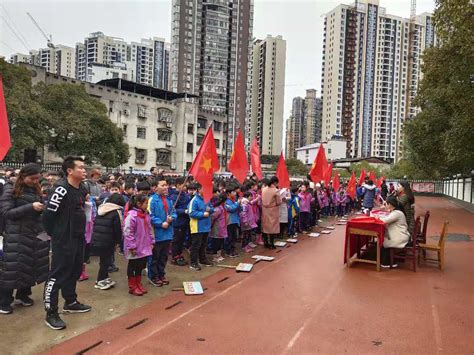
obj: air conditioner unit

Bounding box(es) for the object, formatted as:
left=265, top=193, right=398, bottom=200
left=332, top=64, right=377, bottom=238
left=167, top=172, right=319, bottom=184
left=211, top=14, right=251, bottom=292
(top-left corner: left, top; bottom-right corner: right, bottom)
left=166, top=142, right=172, bottom=147
left=170, top=164, right=176, bottom=170
left=166, top=123, right=173, bottom=128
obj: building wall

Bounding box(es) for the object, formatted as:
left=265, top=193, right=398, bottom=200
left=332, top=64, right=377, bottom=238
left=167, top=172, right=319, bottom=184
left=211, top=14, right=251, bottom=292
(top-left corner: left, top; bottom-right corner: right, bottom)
left=25, top=64, right=226, bottom=172
left=248, top=35, right=286, bottom=156
left=321, top=0, right=435, bottom=162
left=295, top=139, right=347, bottom=166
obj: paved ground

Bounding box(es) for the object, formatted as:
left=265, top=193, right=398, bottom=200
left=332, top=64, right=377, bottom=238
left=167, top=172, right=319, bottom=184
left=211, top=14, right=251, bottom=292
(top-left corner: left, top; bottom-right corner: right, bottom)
left=1, top=196, right=473, bottom=354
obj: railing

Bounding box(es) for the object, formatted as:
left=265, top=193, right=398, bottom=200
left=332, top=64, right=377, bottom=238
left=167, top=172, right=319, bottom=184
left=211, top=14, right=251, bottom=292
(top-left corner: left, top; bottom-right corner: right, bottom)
left=389, top=175, right=473, bottom=205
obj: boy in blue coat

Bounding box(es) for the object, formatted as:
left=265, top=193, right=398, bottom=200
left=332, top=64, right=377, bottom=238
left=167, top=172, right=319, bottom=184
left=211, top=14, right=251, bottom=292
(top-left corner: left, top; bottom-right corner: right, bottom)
left=168, top=177, right=191, bottom=266
left=188, top=182, right=214, bottom=271
left=224, top=185, right=241, bottom=258
left=288, top=186, right=301, bottom=237
left=148, top=177, right=177, bottom=287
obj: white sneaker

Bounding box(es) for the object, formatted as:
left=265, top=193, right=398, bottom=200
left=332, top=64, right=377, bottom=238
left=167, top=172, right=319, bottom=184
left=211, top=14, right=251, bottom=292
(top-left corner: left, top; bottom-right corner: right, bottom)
left=94, top=280, right=113, bottom=290
left=104, top=278, right=116, bottom=287
left=248, top=242, right=257, bottom=248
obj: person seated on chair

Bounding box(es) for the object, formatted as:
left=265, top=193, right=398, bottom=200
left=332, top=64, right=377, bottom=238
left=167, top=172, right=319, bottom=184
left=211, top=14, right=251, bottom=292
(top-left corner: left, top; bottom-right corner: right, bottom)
left=379, top=196, right=410, bottom=268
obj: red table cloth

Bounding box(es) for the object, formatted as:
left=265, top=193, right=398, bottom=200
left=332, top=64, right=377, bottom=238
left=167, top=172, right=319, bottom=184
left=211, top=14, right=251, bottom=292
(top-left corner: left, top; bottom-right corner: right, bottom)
left=344, top=216, right=386, bottom=264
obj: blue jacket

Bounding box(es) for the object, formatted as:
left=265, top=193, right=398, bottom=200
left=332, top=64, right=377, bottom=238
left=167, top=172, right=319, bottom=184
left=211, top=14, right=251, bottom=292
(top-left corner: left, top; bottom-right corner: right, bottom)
left=362, top=184, right=377, bottom=209
left=168, top=188, right=191, bottom=228
left=288, top=195, right=300, bottom=222
left=225, top=198, right=241, bottom=226
left=149, top=193, right=177, bottom=242
left=188, top=194, right=214, bottom=234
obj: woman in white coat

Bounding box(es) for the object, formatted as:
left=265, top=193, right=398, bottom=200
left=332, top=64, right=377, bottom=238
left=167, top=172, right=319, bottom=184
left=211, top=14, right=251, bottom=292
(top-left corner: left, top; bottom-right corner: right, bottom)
left=379, top=196, right=411, bottom=268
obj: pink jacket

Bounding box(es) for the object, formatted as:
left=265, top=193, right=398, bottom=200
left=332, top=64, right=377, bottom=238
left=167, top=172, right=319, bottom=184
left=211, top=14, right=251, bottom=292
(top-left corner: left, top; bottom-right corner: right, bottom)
left=123, top=208, right=154, bottom=259
left=210, top=205, right=228, bottom=239
left=240, top=198, right=257, bottom=231
left=250, top=190, right=261, bottom=222
left=298, top=191, right=313, bottom=212
left=317, top=191, right=329, bottom=207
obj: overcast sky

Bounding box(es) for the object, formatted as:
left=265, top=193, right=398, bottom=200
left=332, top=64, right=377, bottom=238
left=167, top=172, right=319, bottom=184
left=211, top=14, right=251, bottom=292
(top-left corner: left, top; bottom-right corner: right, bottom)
left=0, top=0, right=435, bottom=120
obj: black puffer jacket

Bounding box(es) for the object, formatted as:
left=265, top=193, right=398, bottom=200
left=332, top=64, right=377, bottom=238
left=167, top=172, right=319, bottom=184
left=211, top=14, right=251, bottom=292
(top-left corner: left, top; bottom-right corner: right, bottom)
left=90, top=202, right=123, bottom=251
left=0, top=182, right=50, bottom=290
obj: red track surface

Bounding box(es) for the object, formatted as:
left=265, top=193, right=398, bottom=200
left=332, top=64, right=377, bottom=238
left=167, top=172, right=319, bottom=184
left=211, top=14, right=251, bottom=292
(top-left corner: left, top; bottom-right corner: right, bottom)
left=45, top=197, right=474, bottom=354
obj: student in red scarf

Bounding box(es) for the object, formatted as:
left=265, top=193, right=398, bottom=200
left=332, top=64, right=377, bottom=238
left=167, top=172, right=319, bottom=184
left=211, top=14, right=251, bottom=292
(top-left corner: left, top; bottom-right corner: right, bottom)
left=148, top=177, right=177, bottom=287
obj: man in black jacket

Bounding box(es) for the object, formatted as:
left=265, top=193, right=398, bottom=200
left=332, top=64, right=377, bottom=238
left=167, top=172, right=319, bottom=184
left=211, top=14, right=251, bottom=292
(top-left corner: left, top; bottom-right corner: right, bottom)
left=43, top=156, right=91, bottom=330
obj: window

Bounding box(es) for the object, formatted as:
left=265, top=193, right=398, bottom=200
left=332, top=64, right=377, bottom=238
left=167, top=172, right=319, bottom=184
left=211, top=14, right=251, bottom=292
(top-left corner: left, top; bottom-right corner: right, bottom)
left=157, top=108, right=173, bottom=123
left=186, top=162, right=192, bottom=170
left=197, top=117, right=207, bottom=129
left=214, top=139, right=220, bottom=148
left=122, top=124, right=127, bottom=136
left=328, top=148, right=332, bottom=154
left=197, top=134, right=205, bottom=145
left=214, top=121, right=222, bottom=132
left=137, top=105, right=147, bottom=118
left=187, top=123, right=194, bottom=134
left=135, top=148, right=147, bottom=164
left=157, top=128, right=172, bottom=142
left=137, top=127, right=146, bottom=139
left=186, top=143, right=193, bottom=154
left=156, top=149, right=171, bottom=165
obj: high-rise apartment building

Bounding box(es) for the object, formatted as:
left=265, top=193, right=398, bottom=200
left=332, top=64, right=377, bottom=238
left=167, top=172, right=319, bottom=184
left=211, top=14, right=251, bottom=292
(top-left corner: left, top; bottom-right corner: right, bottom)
left=10, top=45, right=75, bottom=78
left=320, top=0, right=436, bottom=162
left=248, top=35, right=286, bottom=156
left=170, top=0, right=254, bottom=159
left=286, top=90, right=323, bottom=159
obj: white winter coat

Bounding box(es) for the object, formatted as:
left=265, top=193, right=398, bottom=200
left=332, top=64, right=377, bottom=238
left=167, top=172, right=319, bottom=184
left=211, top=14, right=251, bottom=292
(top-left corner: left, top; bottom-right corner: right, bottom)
left=279, top=188, right=290, bottom=223
left=380, top=210, right=410, bottom=248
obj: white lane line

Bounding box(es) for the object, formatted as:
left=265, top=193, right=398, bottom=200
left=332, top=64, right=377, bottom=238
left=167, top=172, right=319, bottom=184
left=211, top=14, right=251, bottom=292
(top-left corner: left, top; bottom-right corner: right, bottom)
left=116, top=252, right=291, bottom=354
left=284, top=274, right=343, bottom=353
left=431, top=304, right=443, bottom=352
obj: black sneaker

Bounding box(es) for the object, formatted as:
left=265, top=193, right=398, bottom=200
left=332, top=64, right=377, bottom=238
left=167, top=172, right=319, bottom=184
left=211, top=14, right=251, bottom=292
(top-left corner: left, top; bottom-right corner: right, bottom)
left=0, top=304, right=13, bottom=315
left=199, top=260, right=213, bottom=267
left=63, top=301, right=92, bottom=313
left=45, top=312, right=66, bottom=330
left=14, top=296, right=34, bottom=307
left=108, top=264, right=119, bottom=273
left=177, top=256, right=188, bottom=266
left=189, top=263, right=201, bottom=271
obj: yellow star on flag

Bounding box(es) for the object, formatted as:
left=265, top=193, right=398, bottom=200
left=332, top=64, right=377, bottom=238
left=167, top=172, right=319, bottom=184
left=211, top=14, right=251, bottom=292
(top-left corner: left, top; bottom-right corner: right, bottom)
left=200, top=156, right=212, bottom=173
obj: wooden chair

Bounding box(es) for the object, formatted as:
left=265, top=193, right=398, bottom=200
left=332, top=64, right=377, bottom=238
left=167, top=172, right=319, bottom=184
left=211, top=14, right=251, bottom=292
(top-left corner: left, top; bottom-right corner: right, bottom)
left=418, top=221, right=449, bottom=270
left=389, top=217, right=421, bottom=272
left=417, top=211, right=430, bottom=244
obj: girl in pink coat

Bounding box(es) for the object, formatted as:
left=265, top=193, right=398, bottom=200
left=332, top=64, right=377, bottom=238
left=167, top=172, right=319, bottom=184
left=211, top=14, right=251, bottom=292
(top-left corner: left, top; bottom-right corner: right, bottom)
left=210, top=193, right=228, bottom=263
left=123, top=194, right=154, bottom=296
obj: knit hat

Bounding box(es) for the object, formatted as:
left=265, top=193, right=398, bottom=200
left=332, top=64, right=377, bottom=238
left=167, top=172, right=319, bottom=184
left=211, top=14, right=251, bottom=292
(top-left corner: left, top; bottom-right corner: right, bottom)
left=19, top=163, right=41, bottom=177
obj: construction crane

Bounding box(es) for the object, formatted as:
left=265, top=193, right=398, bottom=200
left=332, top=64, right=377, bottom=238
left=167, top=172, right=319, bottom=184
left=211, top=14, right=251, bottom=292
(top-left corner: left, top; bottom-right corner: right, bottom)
left=26, top=12, right=54, bottom=48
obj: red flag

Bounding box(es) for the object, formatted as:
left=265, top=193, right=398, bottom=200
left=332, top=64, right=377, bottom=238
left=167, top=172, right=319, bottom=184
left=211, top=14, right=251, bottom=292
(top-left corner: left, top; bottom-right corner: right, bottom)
left=275, top=153, right=290, bottom=189
left=323, top=163, right=333, bottom=186
left=309, top=144, right=328, bottom=183
left=227, top=130, right=249, bottom=184
left=250, top=137, right=263, bottom=180
left=358, top=169, right=366, bottom=185
left=369, top=171, right=376, bottom=183
left=347, top=172, right=356, bottom=199
left=188, top=127, right=220, bottom=202
left=0, top=76, right=11, bottom=161
left=376, top=176, right=384, bottom=188
left=333, top=173, right=340, bottom=191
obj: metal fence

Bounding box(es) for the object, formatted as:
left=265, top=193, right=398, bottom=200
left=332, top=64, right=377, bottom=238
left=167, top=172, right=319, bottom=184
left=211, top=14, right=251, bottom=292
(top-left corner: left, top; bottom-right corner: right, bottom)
left=389, top=175, right=473, bottom=205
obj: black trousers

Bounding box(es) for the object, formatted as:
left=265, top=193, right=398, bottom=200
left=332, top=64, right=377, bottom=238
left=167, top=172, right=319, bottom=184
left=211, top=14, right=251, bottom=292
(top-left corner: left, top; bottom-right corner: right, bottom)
left=149, top=240, right=171, bottom=279
left=172, top=226, right=188, bottom=258
left=190, top=232, right=208, bottom=265
left=44, top=238, right=84, bottom=313
left=0, top=287, right=32, bottom=307
left=127, top=257, right=147, bottom=277
left=280, top=223, right=288, bottom=239
left=96, top=247, right=114, bottom=282
left=210, top=238, right=224, bottom=254
left=224, top=224, right=239, bottom=253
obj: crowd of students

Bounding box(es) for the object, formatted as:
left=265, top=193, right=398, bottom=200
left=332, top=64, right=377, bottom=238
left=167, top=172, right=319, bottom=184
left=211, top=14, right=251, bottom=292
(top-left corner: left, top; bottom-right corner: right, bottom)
left=0, top=158, right=414, bottom=330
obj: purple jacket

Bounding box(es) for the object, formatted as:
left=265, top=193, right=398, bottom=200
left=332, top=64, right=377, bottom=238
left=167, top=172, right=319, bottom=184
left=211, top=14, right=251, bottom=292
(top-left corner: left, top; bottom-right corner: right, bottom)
left=331, top=192, right=338, bottom=205
left=123, top=208, right=154, bottom=259
left=298, top=191, right=313, bottom=212
left=317, top=191, right=329, bottom=207
left=210, top=205, right=228, bottom=239
left=240, top=199, right=257, bottom=231
left=250, top=190, right=261, bottom=222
